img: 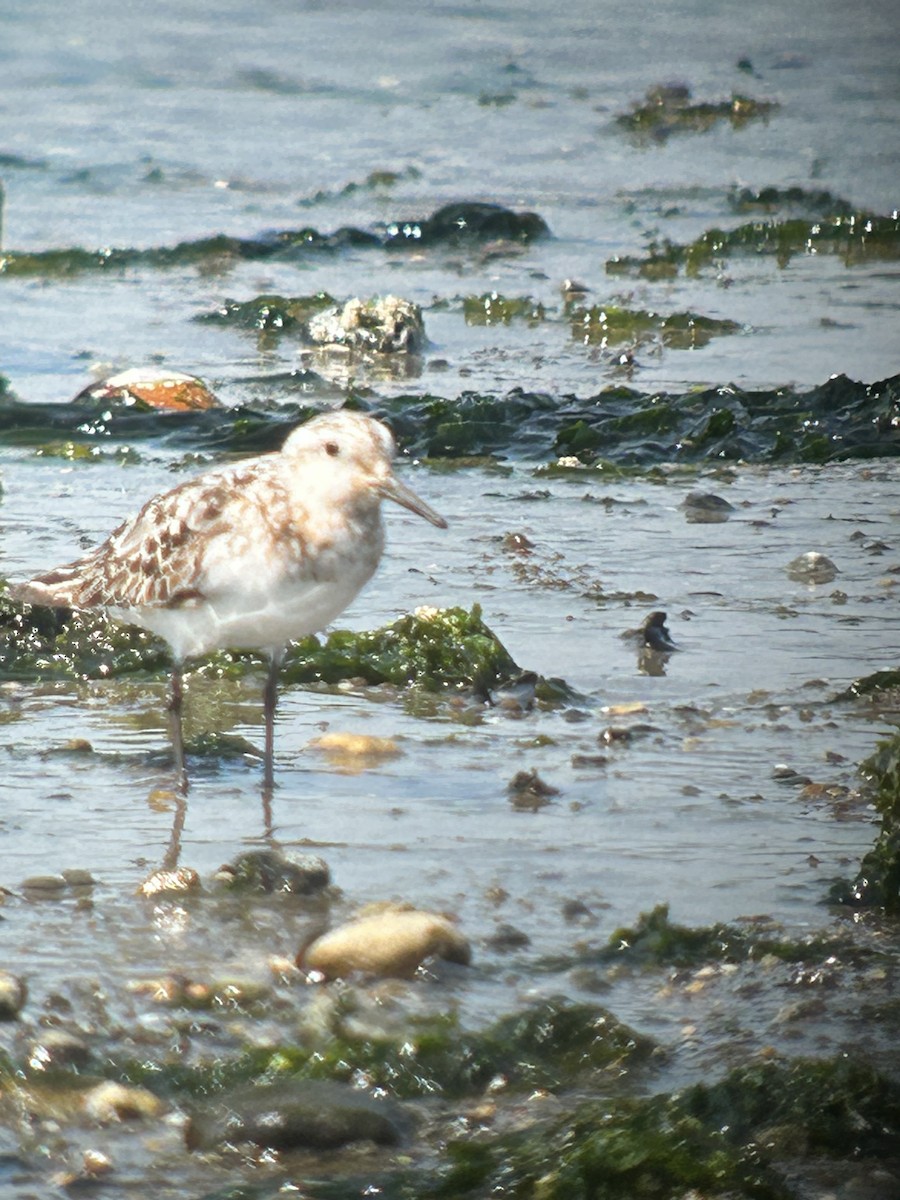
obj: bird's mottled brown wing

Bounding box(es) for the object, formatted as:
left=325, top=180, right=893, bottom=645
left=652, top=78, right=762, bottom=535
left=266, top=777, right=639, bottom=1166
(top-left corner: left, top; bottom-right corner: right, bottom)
left=16, top=460, right=288, bottom=610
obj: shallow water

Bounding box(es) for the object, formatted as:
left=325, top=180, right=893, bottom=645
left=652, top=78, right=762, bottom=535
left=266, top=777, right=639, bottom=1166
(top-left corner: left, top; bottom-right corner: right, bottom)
left=0, top=0, right=899, bottom=1195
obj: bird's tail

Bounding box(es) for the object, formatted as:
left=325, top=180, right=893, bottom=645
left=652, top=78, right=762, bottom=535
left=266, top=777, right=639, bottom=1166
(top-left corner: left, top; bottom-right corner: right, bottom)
left=10, top=564, right=88, bottom=608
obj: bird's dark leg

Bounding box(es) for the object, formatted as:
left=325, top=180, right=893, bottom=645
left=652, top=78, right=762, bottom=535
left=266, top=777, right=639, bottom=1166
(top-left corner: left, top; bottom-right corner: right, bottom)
left=262, top=652, right=283, bottom=794
left=167, top=663, right=188, bottom=794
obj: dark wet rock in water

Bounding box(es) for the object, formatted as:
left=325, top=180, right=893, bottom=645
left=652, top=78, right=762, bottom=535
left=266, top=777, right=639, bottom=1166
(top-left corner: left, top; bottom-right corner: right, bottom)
left=787, top=551, right=839, bottom=583
left=20, top=874, right=69, bottom=898
left=501, top=530, right=535, bottom=554
left=379, top=201, right=549, bottom=247
left=837, top=667, right=900, bottom=705
left=0, top=971, right=27, bottom=1019
left=772, top=764, right=813, bottom=786
left=216, top=849, right=330, bottom=895
left=486, top=669, right=539, bottom=712
left=0, top=202, right=548, bottom=282
left=184, top=730, right=261, bottom=760
left=186, top=1079, right=407, bottom=1152
left=484, top=923, right=531, bottom=952
left=727, top=184, right=854, bottom=216
left=305, top=295, right=425, bottom=354
left=507, top=768, right=559, bottom=810
left=680, top=490, right=735, bottom=523
left=623, top=611, right=678, bottom=652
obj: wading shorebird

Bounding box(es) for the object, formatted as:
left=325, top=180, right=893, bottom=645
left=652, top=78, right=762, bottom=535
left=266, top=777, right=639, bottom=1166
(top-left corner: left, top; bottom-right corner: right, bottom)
left=13, top=409, right=447, bottom=790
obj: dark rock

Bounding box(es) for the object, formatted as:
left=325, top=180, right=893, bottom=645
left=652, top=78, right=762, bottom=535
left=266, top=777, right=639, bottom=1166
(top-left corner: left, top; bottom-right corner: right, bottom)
left=507, top=769, right=559, bottom=810
left=485, top=923, right=531, bottom=952
left=216, top=849, right=330, bottom=895
left=186, top=1079, right=406, bottom=1152
left=681, top=491, right=735, bottom=523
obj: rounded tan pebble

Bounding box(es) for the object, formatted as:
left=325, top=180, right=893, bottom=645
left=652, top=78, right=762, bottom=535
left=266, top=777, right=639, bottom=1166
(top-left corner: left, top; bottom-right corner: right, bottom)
left=302, top=907, right=471, bottom=979
left=0, top=971, right=27, bottom=1020
left=137, top=867, right=201, bottom=897
left=82, top=1080, right=164, bottom=1122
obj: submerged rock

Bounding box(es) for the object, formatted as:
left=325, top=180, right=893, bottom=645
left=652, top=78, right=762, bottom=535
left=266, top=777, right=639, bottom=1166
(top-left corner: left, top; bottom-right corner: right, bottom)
left=507, top=768, right=559, bottom=810
left=787, top=551, right=839, bottom=583
left=308, top=731, right=403, bottom=771
left=305, top=295, right=425, bottom=354
left=301, top=905, right=471, bottom=978
left=622, top=611, right=678, bottom=651
left=186, top=1078, right=406, bottom=1151
left=216, top=849, right=330, bottom=895
left=680, top=490, right=735, bottom=522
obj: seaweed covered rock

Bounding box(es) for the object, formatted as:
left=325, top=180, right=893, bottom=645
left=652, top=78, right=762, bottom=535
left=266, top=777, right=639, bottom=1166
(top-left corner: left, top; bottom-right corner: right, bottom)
left=616, top=82, right=778, bottom=143
left=195, top=291, right=335, bottom=333
left=216, top=849, right=330, bottom=895
left=1, top=374, right=897, bottom=465
left=435, top=1056, right=900, bottom=1199
left=0, top=594, right=525, bottom=699
left=281, top=604, right=524, bottom=696
left=0, top=587, right=169, bottom=681
left=380, top=372, right=900, bottom=464
left=833, top=726, right=900, bottom=911
left=608, top=210, right=900, bottom=276
left=0, top=202, right=549, bottom=280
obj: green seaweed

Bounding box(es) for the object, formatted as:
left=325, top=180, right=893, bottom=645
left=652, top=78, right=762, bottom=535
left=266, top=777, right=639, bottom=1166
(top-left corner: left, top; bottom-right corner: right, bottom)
left=281, top=604, right=524, bottom=698
left=195, top=292, right=335, bottom=333
left=431, top=1057, right=900, bottom=1199
left=539, top=904, right=881, bottom=974
left=727, top=185, right=854, bottom=216
left=0, top=595, right=533, bottom=701
left=0, top=373, right=896, bottom=467
left=463, top=292, right=547, bottom=325
left=608, top=211, right=900, bottom=277
left=832, top=728, right=900, bottom=911
left=0, top=203, right=548, bottom=280
left=569, top=303, right=740, bottom=349
left=617, top=85, right=778, bottom=144
left=113, top=997, right=654, bottom=1102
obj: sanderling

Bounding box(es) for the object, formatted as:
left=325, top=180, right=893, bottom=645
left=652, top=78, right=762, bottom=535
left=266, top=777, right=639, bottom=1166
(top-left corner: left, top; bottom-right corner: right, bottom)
left=12, top=409, right=446, bottom=789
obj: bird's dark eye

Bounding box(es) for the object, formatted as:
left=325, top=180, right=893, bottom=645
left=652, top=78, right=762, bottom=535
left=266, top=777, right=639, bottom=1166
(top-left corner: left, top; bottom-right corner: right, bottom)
left=324, top=441, right=340, bottom=457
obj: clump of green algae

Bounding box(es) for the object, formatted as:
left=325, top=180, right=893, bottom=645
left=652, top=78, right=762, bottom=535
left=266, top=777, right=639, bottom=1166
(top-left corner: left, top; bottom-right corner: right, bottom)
left=0, top=593, right=526, bottom=700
